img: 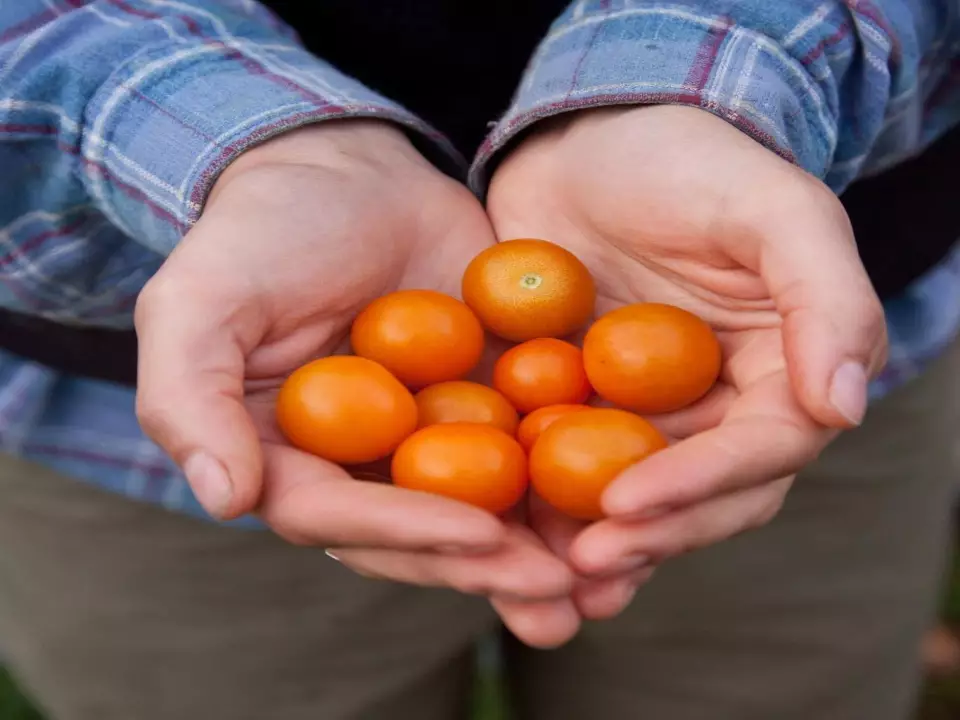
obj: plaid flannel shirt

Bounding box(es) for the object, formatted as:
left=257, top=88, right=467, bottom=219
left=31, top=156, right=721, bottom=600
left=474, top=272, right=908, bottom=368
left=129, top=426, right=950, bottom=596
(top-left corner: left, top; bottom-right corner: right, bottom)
left=1, top=0, right=958, bottom=523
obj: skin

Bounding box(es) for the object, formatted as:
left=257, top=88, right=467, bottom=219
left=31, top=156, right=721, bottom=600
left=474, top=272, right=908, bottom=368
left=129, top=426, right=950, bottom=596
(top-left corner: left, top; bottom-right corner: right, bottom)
left=134, top=120, right=576, bottom=649
left=487, top=105, right=888, bottom=643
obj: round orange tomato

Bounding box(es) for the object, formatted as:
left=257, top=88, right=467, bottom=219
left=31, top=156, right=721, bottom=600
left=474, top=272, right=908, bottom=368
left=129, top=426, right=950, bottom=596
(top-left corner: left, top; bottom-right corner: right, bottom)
left=276, top=356, right=418, bottom=465
left=529, top=408, right=667, bottom=521
left=493, top=338, right=591, bottom=414
left=583, top=303, right=721, bottom=414
left=415, top=381, right=519, bottom=435
left=516, top=404, right=593, bottom=452
left=392, top=423, right=528, bottom=515
left=461, top=239, right=595, bottom=342
left=350, top=289, right=485, bottom=388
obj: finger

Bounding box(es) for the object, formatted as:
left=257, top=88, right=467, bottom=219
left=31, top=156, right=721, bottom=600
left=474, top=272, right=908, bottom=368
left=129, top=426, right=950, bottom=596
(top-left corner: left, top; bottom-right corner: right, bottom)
left=644, top=382, right=738, bottom=439
left=135, top=269, right=263, bottom=520
left=573, top=567, right=656, bottom=620
left=259, top=444, right=506, bottom=551
left=489, top=511, right=582, bottom=649
left=528, top=494, right=649, bottom=620
left=602, top=370, right=827, bottom=517
left=573, top=478, right=792, bottom=575
left=491, top=596, right=581, bottom=649
left=527, top=492, right=589, bottom=560
left=331, top=527, right=574, bottom=601
left=742, top=182, right=887, bottom=428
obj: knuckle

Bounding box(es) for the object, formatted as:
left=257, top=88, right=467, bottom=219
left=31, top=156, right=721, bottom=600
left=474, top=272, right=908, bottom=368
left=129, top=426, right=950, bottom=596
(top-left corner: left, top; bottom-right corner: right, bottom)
left=135, top=391, right=174, bottom=440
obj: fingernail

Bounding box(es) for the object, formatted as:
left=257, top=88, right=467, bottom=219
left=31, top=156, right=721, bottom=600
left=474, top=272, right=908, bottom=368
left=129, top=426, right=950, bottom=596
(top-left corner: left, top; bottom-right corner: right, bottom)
left=829, top=361, right=868, bottom=426
left=183, top=451, right=233, bottom=519
left=325, top=549, right=341, bottom=562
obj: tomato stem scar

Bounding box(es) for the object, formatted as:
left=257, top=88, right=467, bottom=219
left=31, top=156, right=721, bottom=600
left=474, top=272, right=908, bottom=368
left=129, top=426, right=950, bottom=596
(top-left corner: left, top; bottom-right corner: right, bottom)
left=519, top=273, right=543, bottom=290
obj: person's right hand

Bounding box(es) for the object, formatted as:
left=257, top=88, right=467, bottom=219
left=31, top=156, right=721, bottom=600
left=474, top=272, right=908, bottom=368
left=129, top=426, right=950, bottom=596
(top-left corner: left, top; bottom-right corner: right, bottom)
left=134, top=120, right=576, bottom=647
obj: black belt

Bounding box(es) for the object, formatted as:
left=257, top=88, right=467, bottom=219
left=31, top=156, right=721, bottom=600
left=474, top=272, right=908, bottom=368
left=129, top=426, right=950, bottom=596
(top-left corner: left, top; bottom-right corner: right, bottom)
left=0, top=308, right=138, bottom=386
left=840, top=124, right=960, bottom=300
left=1, top=124, right=958, bottom=388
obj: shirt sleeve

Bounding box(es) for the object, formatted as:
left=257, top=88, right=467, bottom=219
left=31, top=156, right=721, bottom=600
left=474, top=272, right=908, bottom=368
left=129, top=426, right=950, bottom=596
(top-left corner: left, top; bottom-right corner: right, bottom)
left=0, top=0, right=459, bottom=326
left=471, top=0, right=959, bottom=195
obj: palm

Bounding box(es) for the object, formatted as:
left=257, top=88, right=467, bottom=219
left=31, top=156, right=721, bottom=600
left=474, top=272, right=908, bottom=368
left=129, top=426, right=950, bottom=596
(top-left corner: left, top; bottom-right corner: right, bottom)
left=489, top=107, right=795, bottom=448
left=140, top=152, right=501, bottom=522
left=487, top=105, right=884, bottom=581
left=240, top=169, right=499, bottom=493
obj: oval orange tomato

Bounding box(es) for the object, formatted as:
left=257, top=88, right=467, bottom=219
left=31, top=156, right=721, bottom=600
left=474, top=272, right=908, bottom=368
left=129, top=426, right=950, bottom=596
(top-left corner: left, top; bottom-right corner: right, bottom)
left=493, top=338, right=591, bottom=414
left=415, top=381, right=519, bottom=435
left=392, top=423, right=528, bottom=515
left=276, top=356, right=418, bottom=465
left=529, top=408, right=667, bottom=520
left=351, top=289, right=485, bottom=388
left=462, top=239, right=595, bottom=342
left=583, top=303, right=721, bottom=414
left=516, top=404, right=593, bottom=452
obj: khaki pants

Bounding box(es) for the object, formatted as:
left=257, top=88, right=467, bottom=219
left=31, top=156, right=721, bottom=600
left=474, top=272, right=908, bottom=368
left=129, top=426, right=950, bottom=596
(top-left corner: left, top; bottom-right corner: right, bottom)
left=1, top=341, right=959, bottom=720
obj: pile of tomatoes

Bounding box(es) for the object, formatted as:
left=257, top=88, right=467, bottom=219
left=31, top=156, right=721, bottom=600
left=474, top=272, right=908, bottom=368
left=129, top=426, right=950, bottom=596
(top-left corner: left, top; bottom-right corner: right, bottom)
left=276, top=239, right=721, bottom=521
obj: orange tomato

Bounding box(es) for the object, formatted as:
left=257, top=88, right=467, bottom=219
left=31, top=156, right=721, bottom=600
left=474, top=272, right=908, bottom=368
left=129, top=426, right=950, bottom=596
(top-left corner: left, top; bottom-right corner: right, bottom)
left=529, top=408, right=668, bottom=521
left=415, top=381, right=519, bottom=435
left=583, top=303, right=721, bottom=414
left=350, top=289, right=485, bottom=388
left=276, top=356, right=418, bottom=465
left=493, top=338, right=591, bottom=414
left=516, top=404, right=593, bottom=452
left=392, top=423, right=528, bottom=515
left=461, top=238, right=596, bottom=342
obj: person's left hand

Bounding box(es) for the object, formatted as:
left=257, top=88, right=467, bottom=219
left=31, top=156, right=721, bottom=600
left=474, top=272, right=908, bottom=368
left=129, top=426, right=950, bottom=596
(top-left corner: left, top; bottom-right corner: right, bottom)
left=485, top=105, right=888, bottom=626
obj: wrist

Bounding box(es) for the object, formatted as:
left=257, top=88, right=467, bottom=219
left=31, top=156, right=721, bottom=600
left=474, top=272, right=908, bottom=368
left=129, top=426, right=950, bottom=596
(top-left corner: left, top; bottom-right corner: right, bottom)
left=208, top=119, right=424, bottom=206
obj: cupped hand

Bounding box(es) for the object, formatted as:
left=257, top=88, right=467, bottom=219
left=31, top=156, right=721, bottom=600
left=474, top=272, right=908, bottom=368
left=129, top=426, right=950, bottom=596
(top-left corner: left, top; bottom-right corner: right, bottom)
left=134, top=120, right=577, bottom=647
left=488, top=105, right=887, bottom=615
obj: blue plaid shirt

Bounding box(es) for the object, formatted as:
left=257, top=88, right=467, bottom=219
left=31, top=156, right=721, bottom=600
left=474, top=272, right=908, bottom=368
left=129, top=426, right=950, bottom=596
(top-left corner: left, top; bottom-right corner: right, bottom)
left=1, top=0, right=959, bottom=524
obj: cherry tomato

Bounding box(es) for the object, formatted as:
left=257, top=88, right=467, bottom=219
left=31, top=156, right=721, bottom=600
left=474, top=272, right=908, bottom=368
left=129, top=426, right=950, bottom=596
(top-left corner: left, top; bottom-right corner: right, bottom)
left=392, top=423, right=528, bottom=515
left=351, top=289, right=485, bottom=388
left=516, top=404, right=592, bottom=452
left=415, top=381, right=519, bottom=435
left=529, top=408, right=667, bottom=520
left=493, top=338, right=591, bottom=414
left=583, top=303, right=721, bottom=413
left=276, top=355, right=417, bottom=465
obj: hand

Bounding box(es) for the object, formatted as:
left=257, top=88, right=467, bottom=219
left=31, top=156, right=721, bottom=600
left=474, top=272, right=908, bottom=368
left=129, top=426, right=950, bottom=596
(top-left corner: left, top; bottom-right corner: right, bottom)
left=134, top=120, right=575, bottom=646
left=488, top=106, right=887, bottom=614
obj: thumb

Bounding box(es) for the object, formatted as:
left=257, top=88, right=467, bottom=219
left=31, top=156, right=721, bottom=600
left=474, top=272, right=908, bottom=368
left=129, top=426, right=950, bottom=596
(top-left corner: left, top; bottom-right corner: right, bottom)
left=755, top=186, right=887, bottom=428
left=134, top=277, right=263, bottom=520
